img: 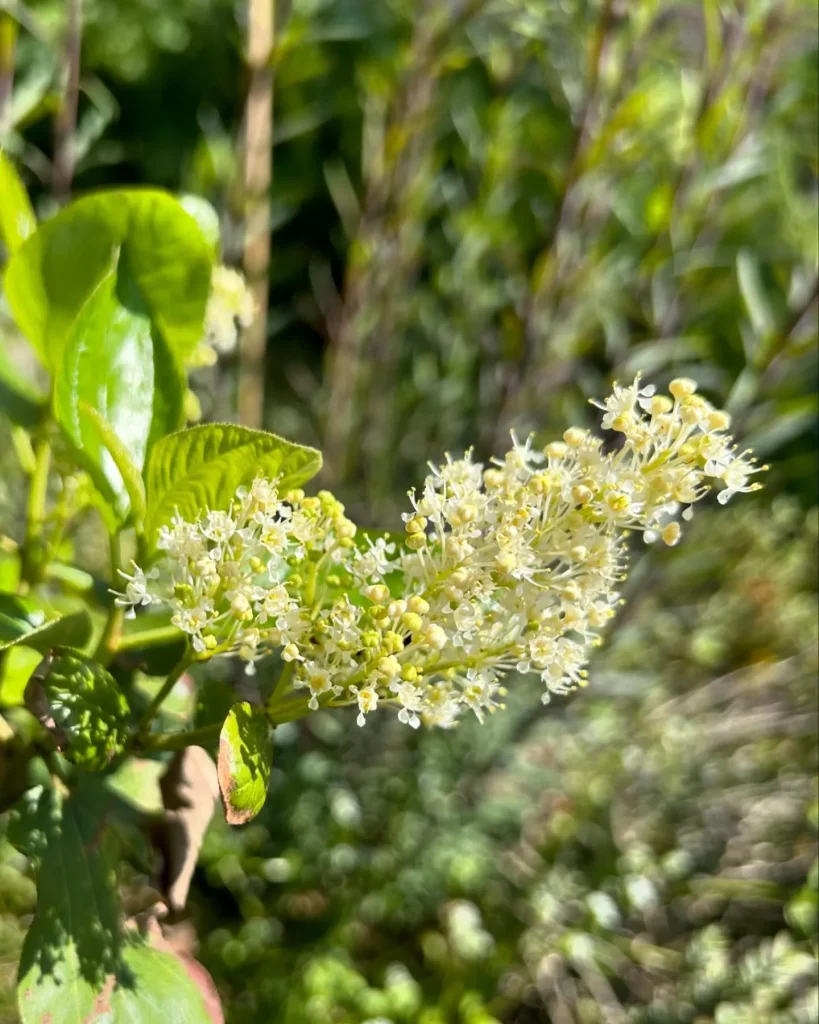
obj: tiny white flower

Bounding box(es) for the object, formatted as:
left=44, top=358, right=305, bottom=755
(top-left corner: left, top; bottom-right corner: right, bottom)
left=350, top=685, right=379, bottom=726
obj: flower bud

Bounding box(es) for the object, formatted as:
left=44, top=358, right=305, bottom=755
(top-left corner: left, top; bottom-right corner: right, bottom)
left=406, top=533, right=426, bottom=550
left=405, top=515, right=426, bottom=534
left=401, top=664, right=419, bottom=682
left=364, top=584, right=389, bottom=604
left=407, top=596, right=430, bottom=615
left=282, top=643, right=300, bottom=662
left=335, top=517, right=357, bottom=538
left=377, top=655, right=400, bottom=678
left=495, top=552, right=516, bottom=575
left=649, top=395, right=673, bottom=415
left=707, top=410, right=731, bottom=431
left=572, top=484, right=593, bottom=505
left=384, top=630, right=404, bottom=653
left=387, top=599, right=407, bottom=618
left=669, top=377, right=697, bottom=400
left=544, top=441, right=567, bottom=459
left=661, top=522, right=681, bottom=546
left=424, top=624, right=448, bottom=650
left=401, top=611, right=423, bottom=634
left=563, top=427, right=587, bottom=447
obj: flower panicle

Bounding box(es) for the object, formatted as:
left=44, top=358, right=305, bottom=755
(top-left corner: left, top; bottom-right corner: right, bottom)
left=115, top=376, right=761, bottom=728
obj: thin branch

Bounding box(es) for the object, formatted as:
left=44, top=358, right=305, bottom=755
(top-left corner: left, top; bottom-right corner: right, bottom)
left=238, top=0, right=274, bottom=428
left=140, top=721, right=221, bottom=753
left=0, top=11, right=16, bottom=136
left=52, top=0, right=81, bottom=200
left=137, top=648, right=194, bottom=736
left=94, top=531, right=126, bottom=665
left=494, top=0, right=615, bottom=445
left=18, top=436, right=50, bottom=591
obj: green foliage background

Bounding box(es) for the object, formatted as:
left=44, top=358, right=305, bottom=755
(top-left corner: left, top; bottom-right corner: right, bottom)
left=1, top=0, right=817, bottom=1021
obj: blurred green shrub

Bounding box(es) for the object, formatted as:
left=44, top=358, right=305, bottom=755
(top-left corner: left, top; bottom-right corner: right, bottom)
left=1, top=1, right=816, bottom=1021
left=188, top=498, right=818, bottom=1022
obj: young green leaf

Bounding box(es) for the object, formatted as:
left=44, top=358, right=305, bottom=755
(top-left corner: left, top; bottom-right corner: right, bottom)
left=0, top=150, right=36, bottom=256
left=14, top=783, right=221, bottom=1023
left=0, top=345, right=47, bottom=429
left=179, top=193, right=221, bottom=257
left=217, top=702, right=273, bottom=825
left=78, top=402, right=149, bottom=528
left=143, top=423, right=322, bottom=548
left=24, top=650, right=130, bottom=771
left=52, top=266, right=185, bottom=523
left=4, top=188, right=213, bottom=369
left=0, top=608, right=93, bottom=654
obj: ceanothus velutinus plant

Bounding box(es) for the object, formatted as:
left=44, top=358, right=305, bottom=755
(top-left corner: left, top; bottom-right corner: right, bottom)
left=0, top=157, right=763, bottom=1023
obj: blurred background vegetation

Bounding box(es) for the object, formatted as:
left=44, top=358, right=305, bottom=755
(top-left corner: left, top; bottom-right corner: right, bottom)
left=0, top=0, right=817, bottom=1021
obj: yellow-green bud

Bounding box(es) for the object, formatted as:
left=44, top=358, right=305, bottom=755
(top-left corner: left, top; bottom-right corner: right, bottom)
left=649, top=395, right=673, bottom=415
left=707, top=409, right=731, bottom=431
left=336, top=517, right=357, bottom=539
left=401, top=612, right=423, bottom=634
left=282, top=643, right=300, bottom=662
left=563, top=427, right=587, bottom=447
left=377, top=655, right=400, bottom=678
left=384, top=630, right=404, bottom=653
left=669, top=377, right=697, bottom=400
left=424, top=624, right=447, bottom=650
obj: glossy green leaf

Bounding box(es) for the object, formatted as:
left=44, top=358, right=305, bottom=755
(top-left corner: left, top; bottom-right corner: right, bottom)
left=4, top=188, right=213, bottom=369
left=0, top=609, right=92, bottom=654
left=179, top=194, right=221, bottom=256
left=52, top=266, right=185, bottom=521
left=143, top=424, right=322, bottom=549
left=0, top=344, right=47, bottom=428
left=0, top=646, right=42, bottom=706
left=217, top=702, right=272, bottom=825
left=0, top=593, right=39, bottom=643
left=78, top=402, right=149, bottom=527
left=0, top=150, right=36, bottom=256
left=25, top=651, right=130, bottom=770
left=737, top=249, right=776, bottom=339
left=14, top=783, right=220, bottom=1024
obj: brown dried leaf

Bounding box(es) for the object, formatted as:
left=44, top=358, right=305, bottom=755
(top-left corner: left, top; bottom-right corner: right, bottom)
left=157, top=746, right=219, bottom=912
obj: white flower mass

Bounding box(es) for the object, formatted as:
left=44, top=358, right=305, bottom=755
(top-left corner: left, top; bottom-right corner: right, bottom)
left=115, top=377, right=763, bottom=728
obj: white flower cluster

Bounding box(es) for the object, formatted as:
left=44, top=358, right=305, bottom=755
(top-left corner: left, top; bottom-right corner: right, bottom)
left=188, top=265, right=255, bottom=367
left=116, top=377, right=763, bottom=729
